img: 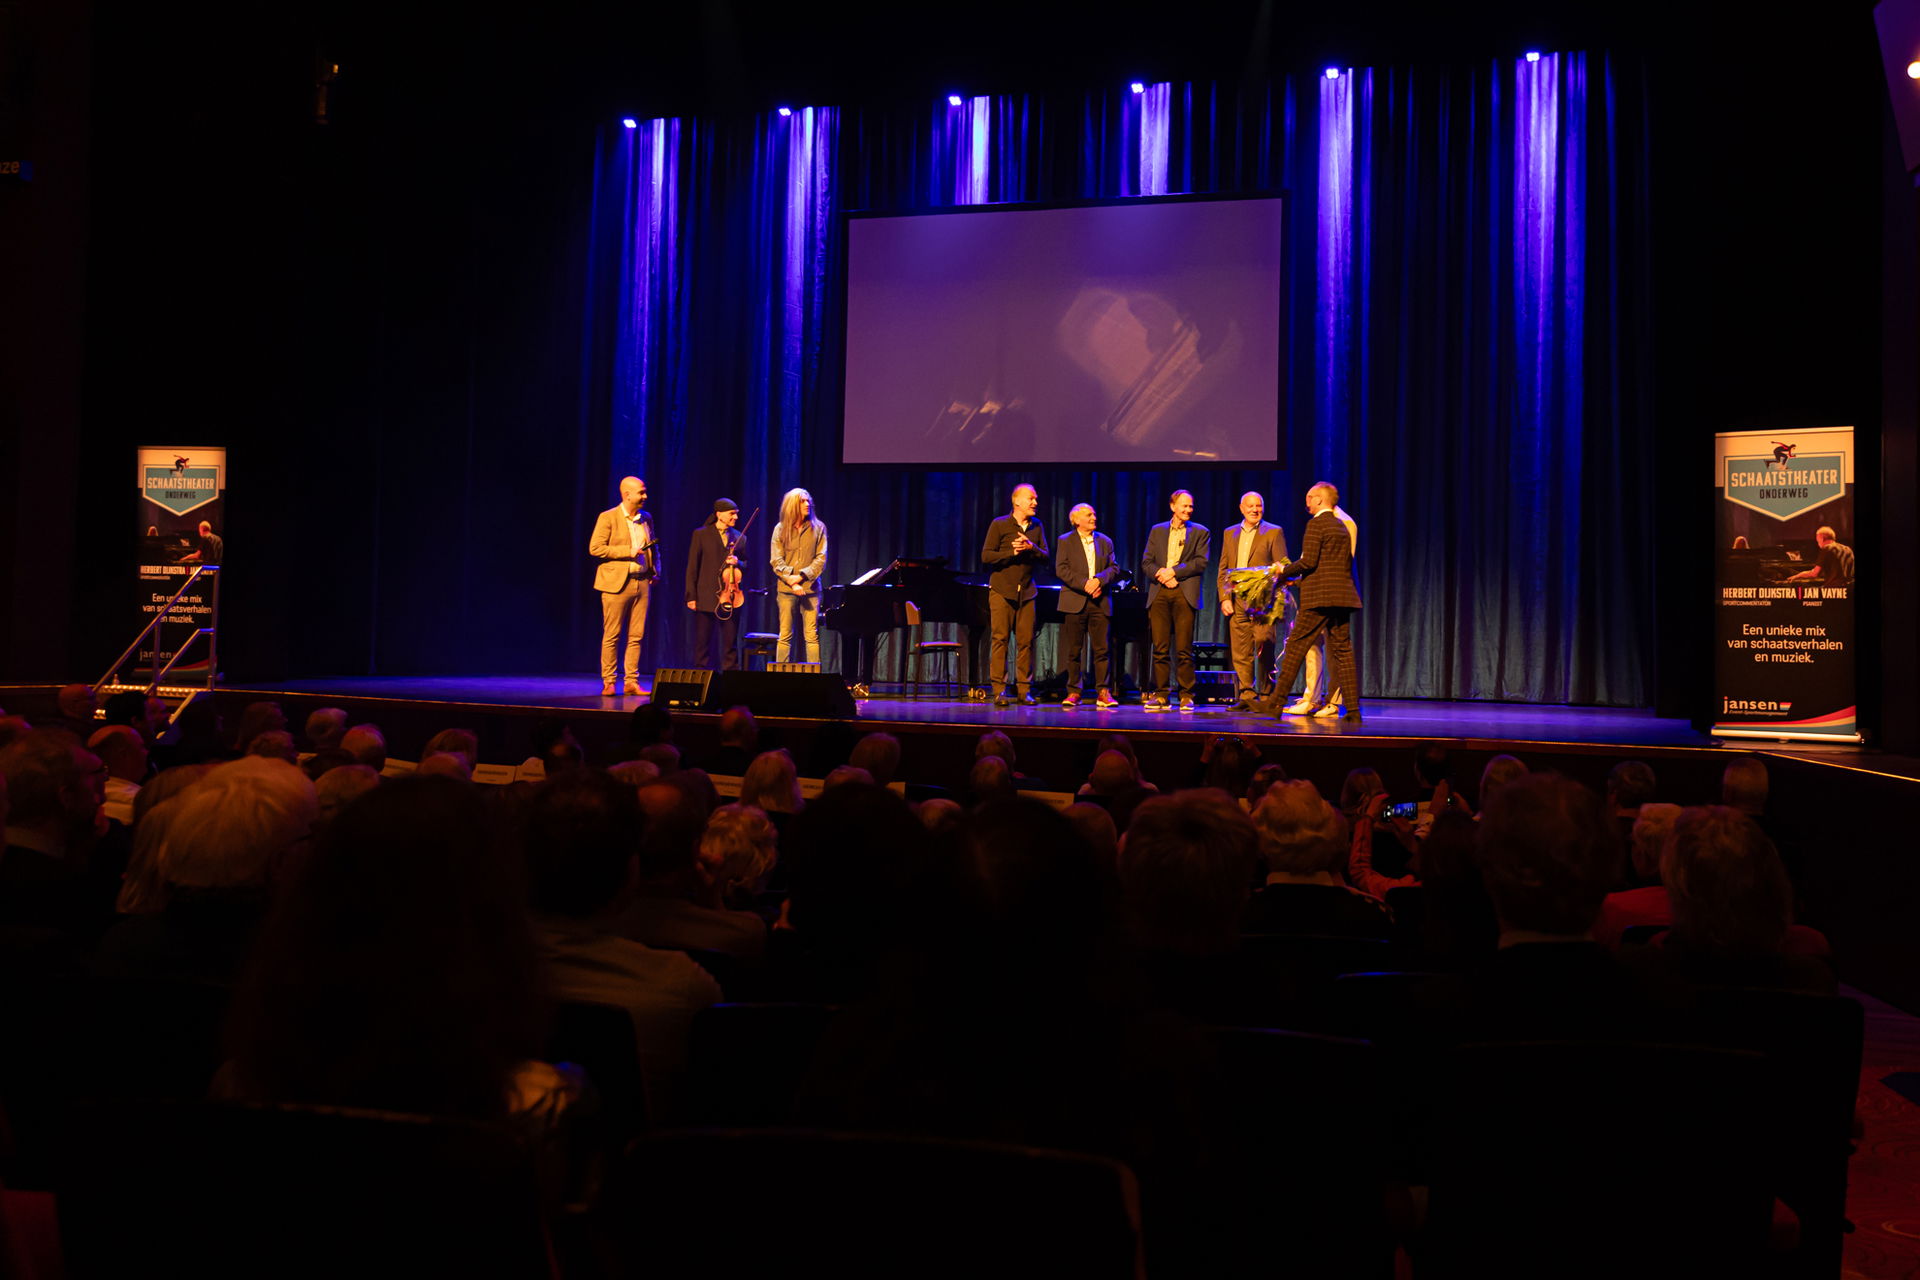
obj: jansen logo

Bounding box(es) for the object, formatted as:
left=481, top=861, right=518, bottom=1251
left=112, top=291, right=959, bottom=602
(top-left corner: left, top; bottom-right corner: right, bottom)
left=1722, top=454, right=1844, bottom=522
left=1722, top=697, right=1792, bottom=714
left=142, top=465, right=221, bottom=516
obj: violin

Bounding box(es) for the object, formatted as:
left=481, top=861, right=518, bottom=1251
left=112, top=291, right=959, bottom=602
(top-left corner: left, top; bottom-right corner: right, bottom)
left=716, top=506, right=759, bottom=620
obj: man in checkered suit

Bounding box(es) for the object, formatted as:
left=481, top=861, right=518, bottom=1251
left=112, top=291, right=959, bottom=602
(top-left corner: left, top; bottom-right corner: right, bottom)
left=1265, top=481, right=1363, bottom=721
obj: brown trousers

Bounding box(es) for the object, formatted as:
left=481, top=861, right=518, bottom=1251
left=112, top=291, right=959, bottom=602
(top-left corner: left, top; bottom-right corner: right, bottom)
left=599, top=578, right=650, bottom=683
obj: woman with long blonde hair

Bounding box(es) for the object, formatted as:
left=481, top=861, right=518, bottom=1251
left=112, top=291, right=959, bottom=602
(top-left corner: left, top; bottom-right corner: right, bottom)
left=770, top=487, right=828, bottom=664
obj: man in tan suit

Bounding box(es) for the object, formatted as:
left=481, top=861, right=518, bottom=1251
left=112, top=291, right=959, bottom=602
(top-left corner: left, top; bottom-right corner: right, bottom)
left=590, top=476, right=656, bottom=696
left=1218, top=491, right=1289, bottom=711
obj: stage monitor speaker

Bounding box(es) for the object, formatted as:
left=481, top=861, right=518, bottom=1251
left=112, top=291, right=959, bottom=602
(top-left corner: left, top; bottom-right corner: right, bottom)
left=1191, top=670, right=1240, bottom=705
left=707, top=669, right=857, bottom=718
left=652, top=667, right=714, bottom=710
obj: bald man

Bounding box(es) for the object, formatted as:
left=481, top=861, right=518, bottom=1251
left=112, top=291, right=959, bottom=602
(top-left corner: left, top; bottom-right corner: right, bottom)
left=590, top=476, right=657, bottom=697
left=981, top=484, right=1048, bottom=707
left=87, top=725, right=149, bottom=825
left=1217, top=491, right=1289, bottom=710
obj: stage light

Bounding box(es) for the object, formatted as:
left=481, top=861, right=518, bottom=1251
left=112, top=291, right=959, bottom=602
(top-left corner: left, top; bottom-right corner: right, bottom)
left=1525, top=50, right=1541, bottom=62
left=778, top=106, right=792, bottom=117
left=948, top=94, right=963, bottom=107
left=1324, top=67, right=1340, bottom=80
left=621, top=118, right=637, bottom=129
left=1908, top=60, right=1920, bottom=79
left=1130, top=81, right=1145, bottom=94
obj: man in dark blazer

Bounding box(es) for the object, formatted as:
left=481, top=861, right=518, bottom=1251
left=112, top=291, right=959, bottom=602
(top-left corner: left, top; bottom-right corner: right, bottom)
left=1266, top=482, right=1362, bottom=721
left=1217, top=490, right=1290, bottom=710
left=980, top=484, right=1047, bottom=707
left=1054, top=503, right=1123, bottom=709
left=1139, top=490, right=1211, bottom=712
left=685, top=498, right=745, bottom=672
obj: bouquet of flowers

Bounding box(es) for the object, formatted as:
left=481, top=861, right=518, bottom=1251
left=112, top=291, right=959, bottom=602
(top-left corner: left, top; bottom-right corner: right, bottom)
left=1227, top=560, right=1293, bottom=622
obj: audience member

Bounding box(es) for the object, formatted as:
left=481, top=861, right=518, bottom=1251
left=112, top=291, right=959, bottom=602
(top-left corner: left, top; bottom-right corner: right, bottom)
left=96, top=758, right=319, bottom=984
left=1640, top=806, right=1834, bottom=993
left=607, top=759, right=663, bottom=790
left=1606, top=759, right=1658, bottom=854
left=231, top=701, right=288, bottom=755
left=1413, top=811, right=1499, bottom=968
left=523, top=770, right=720, bottom=1115
left=824, top=764, right=873, bottom=790
left=914, top=797, right=964, bottom=835
left=1120, top=791, right=1258, bottom=958
left=636, top=743, right=680, bottom=776
left=1243, top=762, right=1288, bottom=811
left=423, top=728, right=480, bottom=770
left=315, top=764, right=381, bottom=830
left=1347, top=790, right=1420, bottom=899
left=303, top=707, right=349, bottom=751
left=223, top=775, right=568, bottom=1123
left=1197, top=735, right=1261, bottom=798
left=1593, top=802, right=1681, bottom=949
left=1078, top=749, right=1153, bottom=831
left=1090, top=733, right=1157, bottom=793
left=702, top=706, right=759, bottom=776
left=974, top=729, right=1049, bottom=790
left=46, top=683, right=96, bottom=735
left=739, top=748, right=804, bottom=815
left=528, top=721, right=586, bottom=776
left=416, top=752, right=473, bottom=782
left=340, top=723, right=387, bottom=773
left=301, top=747, right=356, bottom=781
left=1476, top=753, right=1528, bottom=813
left=102, top=690, right=163, bottom=744
left=967, top=755, right=1016, bottom=807
left=615, top=786, right=767, bottom=962
left=246, top=730, right=300, bottom=766
left=1062, top=801, right=1119, bottom=870
left=115, top=764, right=219, bottom=915
left=697, top=802, right=779, bottom=910
left=848, top=732, right=902, bottom=788
left=0, top=716, right=32, bottom=750
left=0, top=728, right=111, bottom=938
left=88, top=724, right=150, bottom=824
left=628, top=701, right=674, bottom=748
left=1245, top=781, right=1391, bottom=938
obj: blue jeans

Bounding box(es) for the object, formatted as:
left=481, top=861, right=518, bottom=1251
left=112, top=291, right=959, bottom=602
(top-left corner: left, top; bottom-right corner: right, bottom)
left=776, top=591, right=820, bottom=664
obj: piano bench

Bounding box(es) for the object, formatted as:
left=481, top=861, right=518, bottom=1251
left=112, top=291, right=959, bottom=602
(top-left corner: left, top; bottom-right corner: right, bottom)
left=741, top=633, right=780, bottom=671
left=912, top=640, right=964, bottom=701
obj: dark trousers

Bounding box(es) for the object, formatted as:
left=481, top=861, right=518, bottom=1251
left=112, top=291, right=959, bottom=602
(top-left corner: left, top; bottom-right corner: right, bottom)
left=1147, top=592, right=1197, bottom=696
left=988, top=592, right=1036, bottom=694
left=1273, top=606, right=1358, bottom=710
left=1059, top=605, right=1111, bottom=693
left=692, top=609, right=740, bottom=672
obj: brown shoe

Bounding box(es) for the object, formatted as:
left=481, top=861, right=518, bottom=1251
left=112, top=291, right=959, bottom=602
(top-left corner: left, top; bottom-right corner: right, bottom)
left=624, top=680, right=642, bottom=696
left=601, top=682, right=616, bottom=696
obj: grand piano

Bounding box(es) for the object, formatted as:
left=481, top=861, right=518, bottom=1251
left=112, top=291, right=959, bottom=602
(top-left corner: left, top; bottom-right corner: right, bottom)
left=822, top=557, right=1150, bottom=691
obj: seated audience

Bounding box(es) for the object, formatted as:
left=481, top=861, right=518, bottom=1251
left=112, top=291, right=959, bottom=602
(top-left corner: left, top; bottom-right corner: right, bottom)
left=914, top=797, right=964, bottom=835
left=303, top=706, right=349, bottom=751
left=1062, top=801, right=1119, bottom=870
left=1196, top=735, right=1261, bottom=798
left=1412, top=811, right=1499, bottom=968
left=1243, top=762, right=1289, bottom=811
left=246, top=730, right=300, bottom=766
left=44, top=683, right=97, bottom=736
left=222, top=775, right=570, bottom=1124
left=527, top=721, right=586, bottom=776
left=415, top=752, right=472, bottom=781
left=523, top=771, right=720, bottom=1115
left=1606, top=760, right=1658, bottom=863
left=300, top=747, right=355, bottom=781
left=88, top=724, right=149, bottom=824
left=0, top=728, right=113, bottom=939
left=422, top=728, right=480, bottom=770
left=1120, top=791, right=1258, bottom=960
left=629, top=701, right=674, bottom=748
left=340, top=723, right=387, bottom=773
left=636, top=742, right=680, bottom=776
left=698, top=802, right=779, bottom=910
left=739, top=748, right=804, bottom=816
left=847, top=731, right=902, bottom=788
left=115, top=763, right=220, bottom=915
left=967, top=755, right=1016, bottom=807
left=1347, top=790, right=1420, bottom=899
left=701, top=706, right=759, bottom=777
left=615, top=790, right=767, bottom=962
left=1636, top=806, right=1834, bottom=994
left=974, top=730, right=1049, bottom=790
left=607, top=759, right=663, bottom=790
left=314, top=763, right=380, bottom=831
left=824, top=764, right=873, bottom=790
left=231, top=701, right=288, bottom=755
left=1244, top=782, right=1391, bottom=939
left=1078, top=749, right=1153, bottom=831
left=102, top=690, right=164, bottom=745
left=96, top=757, right=318, bottom=985
left=1593, top=802, right=1682, bottom=949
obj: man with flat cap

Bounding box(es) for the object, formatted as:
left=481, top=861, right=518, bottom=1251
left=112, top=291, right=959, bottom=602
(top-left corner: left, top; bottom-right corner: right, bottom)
left=686, top=498, right=746, bottom=672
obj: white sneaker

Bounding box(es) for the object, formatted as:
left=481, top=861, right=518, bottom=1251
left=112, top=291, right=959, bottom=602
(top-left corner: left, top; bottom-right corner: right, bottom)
left=1280, top=699, right=1316, bottom=715
left=1309, top=702, right=1347, bottom=718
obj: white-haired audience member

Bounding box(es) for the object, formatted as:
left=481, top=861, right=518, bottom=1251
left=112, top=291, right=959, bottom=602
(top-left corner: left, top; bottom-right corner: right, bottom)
left=304, top=707, right=349, bottom=752
left=95, top=757, right=319, bottom=983
left=116, top=764, right=219, bottom=915
left=340, top=724, right=387, bottom=774
left=88, top=724, right=150, bottom=825
left=423, top=729, right=479, bottom=771
left=1593, top=802, right=1682, bottom=950
left=847, top=732, right=902, bottom=789
left=231, top=701, right=288, bottom=755
left=739, top=749, right=803, bottom=816
left=0, top=729, right=109, bottom=938
left=1245, top=781, right=1390, bottom=938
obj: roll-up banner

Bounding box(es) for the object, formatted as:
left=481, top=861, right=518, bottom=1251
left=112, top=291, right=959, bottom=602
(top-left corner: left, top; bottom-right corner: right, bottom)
left=136, top=447, right=226, bottom=677
left=1711, top=426, right=1861, bottom=742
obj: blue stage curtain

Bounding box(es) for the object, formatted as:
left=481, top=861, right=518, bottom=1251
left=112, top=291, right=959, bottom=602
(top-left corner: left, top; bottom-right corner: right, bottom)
left=583, top=57, right=1654, bottom=705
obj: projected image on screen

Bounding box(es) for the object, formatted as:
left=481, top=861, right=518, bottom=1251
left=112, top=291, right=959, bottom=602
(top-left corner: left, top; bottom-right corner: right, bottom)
left=842, top=197, right=1284, bottom=465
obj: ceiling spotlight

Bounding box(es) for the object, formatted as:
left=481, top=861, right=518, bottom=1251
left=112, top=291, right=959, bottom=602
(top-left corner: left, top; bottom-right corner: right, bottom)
left=777, top=106, right=792, bottom=117
left=1324, top=67, right=1341, bottom=80
left=947, top=94, right=964, bottom=107
left=1908, top=60, right=1920, bottom=79
left=621, top=118, right=637, bottom=129
left=1525, top=50, right=1541, bottom=62
left=1130, top=81, right=1145, bottom=94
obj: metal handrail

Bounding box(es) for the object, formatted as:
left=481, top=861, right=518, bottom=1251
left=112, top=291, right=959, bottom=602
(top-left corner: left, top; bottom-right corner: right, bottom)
left=96, top=564, right=220, bottom=693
